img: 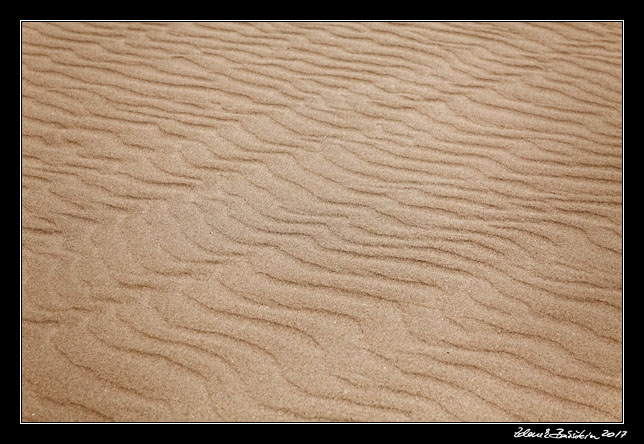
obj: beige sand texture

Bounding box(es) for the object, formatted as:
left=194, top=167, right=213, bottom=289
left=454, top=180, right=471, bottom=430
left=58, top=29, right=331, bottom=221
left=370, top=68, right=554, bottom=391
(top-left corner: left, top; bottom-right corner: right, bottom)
left=21, top=22, right=623, bottom=422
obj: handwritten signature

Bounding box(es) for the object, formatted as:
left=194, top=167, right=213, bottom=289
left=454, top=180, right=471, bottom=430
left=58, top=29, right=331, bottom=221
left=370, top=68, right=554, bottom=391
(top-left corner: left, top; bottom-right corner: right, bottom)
left=514, top=427, right=627, bottom=439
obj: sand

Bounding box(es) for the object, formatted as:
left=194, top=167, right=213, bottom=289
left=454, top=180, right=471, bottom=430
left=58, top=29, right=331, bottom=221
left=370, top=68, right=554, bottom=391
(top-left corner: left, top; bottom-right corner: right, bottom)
left=21, top=22, right=623, bottom=422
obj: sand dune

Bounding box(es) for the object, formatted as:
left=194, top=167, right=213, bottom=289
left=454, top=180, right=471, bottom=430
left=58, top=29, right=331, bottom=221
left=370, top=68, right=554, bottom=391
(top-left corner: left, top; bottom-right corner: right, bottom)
left=21, top=22, right=622, bottom=422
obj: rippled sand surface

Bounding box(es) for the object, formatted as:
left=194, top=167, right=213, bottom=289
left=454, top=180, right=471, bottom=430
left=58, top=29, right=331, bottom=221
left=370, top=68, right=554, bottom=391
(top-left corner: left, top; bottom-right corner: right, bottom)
left=21, top=22, right=622, bottom=422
